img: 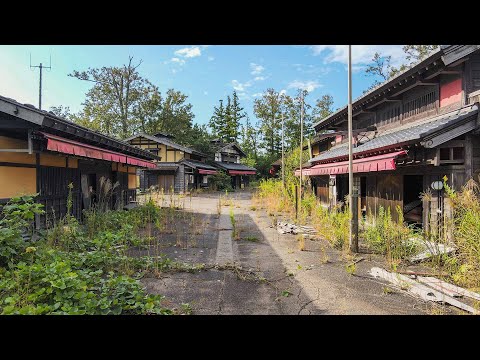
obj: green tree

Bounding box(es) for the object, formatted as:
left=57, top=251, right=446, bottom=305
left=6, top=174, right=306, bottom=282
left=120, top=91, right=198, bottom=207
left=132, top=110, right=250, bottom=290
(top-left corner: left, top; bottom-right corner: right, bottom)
left=156, top=89, right=195, bottom=141
left=284, top=89, right=313, bottom=151
left=229, top=91, right=245, bottom=142
left=183, top=123, right=214, bottom=158
left=403, top=45, right=439, bottom=63
left=312, top=94, right=334, bottom=123
left=49, top=105, right=73, bottom=120
left=69, top=56, right=157, bottom=139
left=253, top=88, right=285, bottom=158
left=365, top=45, right=439, bottom=91
left=208, top=91, right=244, bottom=143
left=209, top=99, right=225, bottom=139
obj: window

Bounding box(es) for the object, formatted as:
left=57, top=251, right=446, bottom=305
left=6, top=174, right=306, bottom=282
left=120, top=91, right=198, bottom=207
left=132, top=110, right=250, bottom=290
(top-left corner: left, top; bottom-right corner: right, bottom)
left=148, top=148, right=159, bottom=156
left=438, top=147, right=464, bottom=164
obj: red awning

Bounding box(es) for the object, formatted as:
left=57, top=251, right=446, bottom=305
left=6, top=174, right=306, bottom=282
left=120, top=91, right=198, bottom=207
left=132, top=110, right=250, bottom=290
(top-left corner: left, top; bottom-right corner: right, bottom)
left=198, top=169, right=217, bottom=175
left=295, top=151, right=406, bottom=176
left=294, top=168, right=311, bottom=176
left=229, top=170, right=256, bottom=175
left=41, top=132, right=156, bottom=169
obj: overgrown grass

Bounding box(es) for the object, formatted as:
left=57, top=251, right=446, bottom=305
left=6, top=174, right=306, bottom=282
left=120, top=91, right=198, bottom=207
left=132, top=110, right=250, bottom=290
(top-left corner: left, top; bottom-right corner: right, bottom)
left=363, top=206, right=419, bottom=269
left=0, top=186, right=178, bottom=315
left=443, top=178, right=480, bottom=288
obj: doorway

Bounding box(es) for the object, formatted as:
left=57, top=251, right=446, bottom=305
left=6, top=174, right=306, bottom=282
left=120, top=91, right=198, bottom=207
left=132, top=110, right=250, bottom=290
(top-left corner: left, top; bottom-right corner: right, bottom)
left=403, top=175, right=423, bottom=225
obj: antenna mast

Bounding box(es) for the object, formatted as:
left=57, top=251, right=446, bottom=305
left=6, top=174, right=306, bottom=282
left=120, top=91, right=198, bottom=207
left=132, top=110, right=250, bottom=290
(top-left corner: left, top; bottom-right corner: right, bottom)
left=30, top=54, right=52, bottom=110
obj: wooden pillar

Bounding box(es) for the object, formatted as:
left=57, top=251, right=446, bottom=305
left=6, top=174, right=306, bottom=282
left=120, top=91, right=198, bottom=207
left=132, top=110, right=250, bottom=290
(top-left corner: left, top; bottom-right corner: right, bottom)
left=465, top=134, right=473, bottom=180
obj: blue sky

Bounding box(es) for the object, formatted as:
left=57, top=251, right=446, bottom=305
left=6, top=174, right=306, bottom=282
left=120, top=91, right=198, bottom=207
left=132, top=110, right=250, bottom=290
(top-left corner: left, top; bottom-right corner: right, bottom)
left=0, top=45, right=408, bottom=128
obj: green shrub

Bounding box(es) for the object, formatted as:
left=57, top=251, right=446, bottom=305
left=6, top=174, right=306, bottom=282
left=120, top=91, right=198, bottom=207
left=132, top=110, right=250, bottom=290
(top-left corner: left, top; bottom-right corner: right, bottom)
left=208, top=170, right=232, bottom=191
left=0, top=194, right=44, bottom=266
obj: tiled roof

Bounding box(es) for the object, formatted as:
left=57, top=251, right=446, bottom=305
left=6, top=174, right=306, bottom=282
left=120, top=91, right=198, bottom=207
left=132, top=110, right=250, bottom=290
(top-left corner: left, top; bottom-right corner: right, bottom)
left=0, top=94, right=157, bottom=160
left=125, top=133, right=206, bottom=157
left=214, top=162, right=257, bottom=171
left=181, top=159, right=217, bottom=171
left=310, top=104, right=479, bottom=163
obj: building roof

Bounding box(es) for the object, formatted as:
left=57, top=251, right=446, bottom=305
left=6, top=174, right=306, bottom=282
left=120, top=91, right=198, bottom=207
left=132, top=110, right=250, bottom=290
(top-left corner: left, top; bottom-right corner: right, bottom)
left=148, top=162, right=179, bottom=171
left=313, top=46, right=452, bottom=130
left=125, top=133, right=206, bottom=157
left=211, top=141, right=247, bottom=157
left=310, top=103, right=479, bottom=163
left=214, top=162, right=257, bottom=171
left=181, top=159, right=217, bottom=171
left=0, top=94, right=158, bottom=161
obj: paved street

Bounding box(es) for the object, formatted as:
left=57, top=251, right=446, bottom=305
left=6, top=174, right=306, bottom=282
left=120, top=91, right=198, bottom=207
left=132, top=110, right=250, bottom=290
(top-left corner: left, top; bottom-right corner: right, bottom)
left=142, top=190, right=431, bottom=314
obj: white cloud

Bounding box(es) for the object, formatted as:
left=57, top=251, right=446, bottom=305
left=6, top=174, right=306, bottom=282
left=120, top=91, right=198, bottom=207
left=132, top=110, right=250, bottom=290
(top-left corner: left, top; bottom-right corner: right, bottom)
left=208, top=56, right=215, bottom=61
left=203, top=91, right=208, bottom=95
left=250, top=63, right=265, bottom=75
left=310, top=45, right=407, bottom=68
left=170, top=57, right=186, bottom=65
left=252, top=92, right=263, bottom=97
left=231, top=79, right=253, bottom=92
left=279, top=89, right=287, bottom=96
left=175, top=46, right=202, bottom=58
left=287, top=80, right=322, bottom=92
left=254, top=76, right=265, bottom=81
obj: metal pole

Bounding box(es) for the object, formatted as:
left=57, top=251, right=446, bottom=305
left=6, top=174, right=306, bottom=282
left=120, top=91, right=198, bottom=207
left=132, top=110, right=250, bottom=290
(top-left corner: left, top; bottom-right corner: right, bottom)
left=348, top=45, right=358, bottom=253
left=39, top=63, right=43, bottom=110
left=299, top=91, right=304, bottom=206
left=281, top=111, right=285, bottom=187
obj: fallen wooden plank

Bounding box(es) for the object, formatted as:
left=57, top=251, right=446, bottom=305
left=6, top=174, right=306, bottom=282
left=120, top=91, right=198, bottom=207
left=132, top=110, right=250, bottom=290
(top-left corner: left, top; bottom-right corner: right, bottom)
left=409, top=241, right=456, bottom=262
left=397, top=270, right=449, bottom=277
left=417, top=276, right=480, bottom=301
left=369, top=267, right=477, bottom=314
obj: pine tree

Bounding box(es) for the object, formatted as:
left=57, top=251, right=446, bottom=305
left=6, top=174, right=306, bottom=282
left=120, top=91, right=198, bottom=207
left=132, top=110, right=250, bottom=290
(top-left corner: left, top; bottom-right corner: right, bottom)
left=229, top=91, right=245, bottom=142
left=209, top=99, right=225, bottom=139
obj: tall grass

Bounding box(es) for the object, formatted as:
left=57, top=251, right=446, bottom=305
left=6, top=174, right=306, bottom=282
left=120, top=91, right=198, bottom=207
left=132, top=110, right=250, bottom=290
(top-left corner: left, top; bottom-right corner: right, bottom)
left=444, top=178, right=480, bottom=288
left=363, top=206, right=419, bottom=269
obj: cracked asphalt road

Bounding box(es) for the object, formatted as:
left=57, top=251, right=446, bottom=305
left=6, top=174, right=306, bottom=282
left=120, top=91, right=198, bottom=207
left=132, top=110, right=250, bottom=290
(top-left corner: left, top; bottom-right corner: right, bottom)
left=141, top=190, right=430, bottom=315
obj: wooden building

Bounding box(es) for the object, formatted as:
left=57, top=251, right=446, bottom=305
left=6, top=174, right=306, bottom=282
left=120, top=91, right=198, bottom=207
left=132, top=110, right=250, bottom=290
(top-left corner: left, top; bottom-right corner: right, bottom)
left=299, top=45, right=480, bottom=230
left=125, top=132, right=217, bottom=192
left=211, top=140, right=257, bottom=189
left=0, top=95, right=157, bottom=227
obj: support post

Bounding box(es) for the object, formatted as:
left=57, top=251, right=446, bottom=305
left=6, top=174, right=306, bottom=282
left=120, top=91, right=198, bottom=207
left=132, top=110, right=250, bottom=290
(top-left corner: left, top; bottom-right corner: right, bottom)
left=348, top=45, right=358, bottom=253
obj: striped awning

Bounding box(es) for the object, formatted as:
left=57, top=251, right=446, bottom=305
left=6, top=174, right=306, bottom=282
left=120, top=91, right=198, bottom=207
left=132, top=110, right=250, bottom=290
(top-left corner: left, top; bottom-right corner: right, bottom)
left=41, top=132, right=156, bottom=168
left=295, top=151, right=406, bottom=176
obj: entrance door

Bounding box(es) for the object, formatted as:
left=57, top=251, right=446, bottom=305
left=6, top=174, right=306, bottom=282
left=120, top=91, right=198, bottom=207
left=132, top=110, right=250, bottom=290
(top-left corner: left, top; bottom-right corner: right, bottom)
left=403, top=175, right=423, bottom=225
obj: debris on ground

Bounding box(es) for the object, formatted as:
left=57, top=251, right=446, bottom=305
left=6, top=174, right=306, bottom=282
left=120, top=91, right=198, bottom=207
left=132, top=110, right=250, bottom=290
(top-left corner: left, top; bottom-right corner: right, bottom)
left=369, top=267, right=478, bottom=314
left=276, top=222, right=316, bottom=235
left=408, top=240, right=456, bottom=262
left=416, top=276, right=480, bottom=301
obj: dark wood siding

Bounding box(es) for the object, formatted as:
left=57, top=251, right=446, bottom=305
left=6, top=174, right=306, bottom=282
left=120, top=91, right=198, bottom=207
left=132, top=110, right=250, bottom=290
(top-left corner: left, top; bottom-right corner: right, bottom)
left=366, top=173, right=403, bottom=222
left=37, top=166, right=81, bottom=228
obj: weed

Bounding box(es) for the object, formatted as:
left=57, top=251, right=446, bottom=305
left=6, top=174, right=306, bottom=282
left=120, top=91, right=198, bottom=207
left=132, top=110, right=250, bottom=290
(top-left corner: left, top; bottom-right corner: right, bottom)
left=243, top=236, right=258, bottom=242
left=281, top=290, right=292, bottom=297
left=382, top=286, right=395, bottom=295
left=249, top=206, right=257, bottom=211
left=297, top=234, right=305, bottom=251
left=345, top=263, right=356, bottom=275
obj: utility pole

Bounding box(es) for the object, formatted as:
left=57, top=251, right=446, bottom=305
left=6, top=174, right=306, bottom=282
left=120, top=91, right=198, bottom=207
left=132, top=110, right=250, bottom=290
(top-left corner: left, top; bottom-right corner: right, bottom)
left=348, top=45, right=358, bottom=253
left=299, top=90, right=304, bottom=211
left=281, top=111, right=285, bottom=187
left=30, top=54, right=52, bottom=110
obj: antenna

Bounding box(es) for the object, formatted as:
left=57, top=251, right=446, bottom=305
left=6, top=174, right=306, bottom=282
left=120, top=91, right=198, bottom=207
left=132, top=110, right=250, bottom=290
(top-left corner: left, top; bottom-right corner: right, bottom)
left=30, top=54, right=52, bottom=110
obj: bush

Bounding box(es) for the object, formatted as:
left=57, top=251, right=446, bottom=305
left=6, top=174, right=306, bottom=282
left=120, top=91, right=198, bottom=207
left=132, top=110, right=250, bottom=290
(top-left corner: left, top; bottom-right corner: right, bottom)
left=0, top=194, right=44, bottom=266
left=209, top=170, right=233, bottom=191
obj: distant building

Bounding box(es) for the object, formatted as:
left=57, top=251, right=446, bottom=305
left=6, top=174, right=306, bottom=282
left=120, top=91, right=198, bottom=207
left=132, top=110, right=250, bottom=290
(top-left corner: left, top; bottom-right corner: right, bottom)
left=125, top=133, right=217, bottom=193
left=211, top=139, right=257, bottom=189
